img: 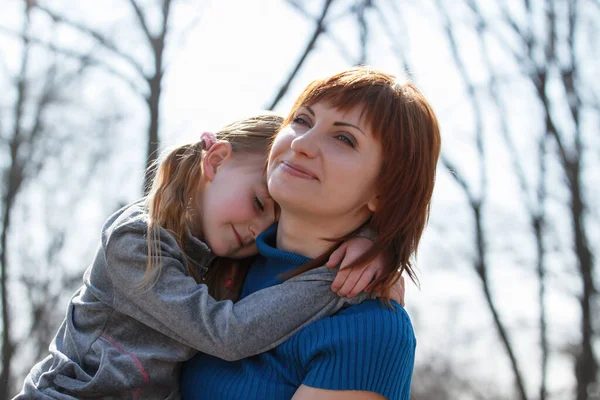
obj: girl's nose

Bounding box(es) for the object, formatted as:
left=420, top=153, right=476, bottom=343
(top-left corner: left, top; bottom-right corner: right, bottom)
left=249, top=216, right=271, bottom=240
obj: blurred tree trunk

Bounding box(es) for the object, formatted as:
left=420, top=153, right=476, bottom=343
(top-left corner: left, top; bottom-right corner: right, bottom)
left=462, top=0, right=598, bottom=397
left=0, top=5, right=34, bottom=397
left=466, top=2, right=553, bottom=397
left=0, top=3, right=117, bottom=395
left=435, top=1, right=530, bottom=397
left=35, top=0, right=177, bottom=193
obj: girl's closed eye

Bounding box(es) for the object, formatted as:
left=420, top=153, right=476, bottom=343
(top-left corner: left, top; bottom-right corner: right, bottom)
left=254, top=196, right=265, bottom=212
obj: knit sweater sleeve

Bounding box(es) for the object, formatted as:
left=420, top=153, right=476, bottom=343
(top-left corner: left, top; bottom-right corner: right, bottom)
left=300, top=302, right=416, bottom=400
left=102, top=220, right=365, bottom=362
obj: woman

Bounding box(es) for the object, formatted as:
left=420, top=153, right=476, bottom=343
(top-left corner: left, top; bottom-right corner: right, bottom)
left=181, top=67, right=441, bottom=399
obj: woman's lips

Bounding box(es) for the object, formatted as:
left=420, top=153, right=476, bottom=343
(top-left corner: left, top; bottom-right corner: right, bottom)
left=280, top=161, right=318, bottom=180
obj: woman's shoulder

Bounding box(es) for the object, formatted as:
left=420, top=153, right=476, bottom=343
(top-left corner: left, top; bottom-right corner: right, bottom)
left=337, top=298, right=408, bottom=316
left=335, top=298, right=412, bottom=322
left=332, top=300, right=414, bottom=340
left=292, top=300, right=416, bottom=400
left=292, top=299, right=416, bottom=354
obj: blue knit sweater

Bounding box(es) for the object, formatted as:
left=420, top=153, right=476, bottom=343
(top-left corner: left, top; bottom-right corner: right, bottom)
left=180, top=225, right=416, bottom=399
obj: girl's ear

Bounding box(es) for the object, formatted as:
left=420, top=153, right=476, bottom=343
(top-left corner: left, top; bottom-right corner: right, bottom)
left=202, top=141, right=233, bottom=181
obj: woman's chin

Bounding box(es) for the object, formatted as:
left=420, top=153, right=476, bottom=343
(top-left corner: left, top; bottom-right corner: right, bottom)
left=270, top=181, right=309, bottom=207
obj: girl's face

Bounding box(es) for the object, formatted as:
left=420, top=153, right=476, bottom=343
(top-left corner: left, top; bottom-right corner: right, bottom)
left=267, top=101, right=381, bottom=228
left=195, top=144, right=277, bottom=258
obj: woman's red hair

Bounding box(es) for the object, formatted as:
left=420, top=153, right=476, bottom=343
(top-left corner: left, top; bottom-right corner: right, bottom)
left=282, top=67, right=441, bottom=302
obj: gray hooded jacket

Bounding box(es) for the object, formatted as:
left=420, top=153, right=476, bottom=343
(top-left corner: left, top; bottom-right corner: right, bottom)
left=15, top=202, right=364, bottom=399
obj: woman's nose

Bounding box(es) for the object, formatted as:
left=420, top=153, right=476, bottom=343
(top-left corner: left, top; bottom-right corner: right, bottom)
left=290, top=128, right=319, bottom=158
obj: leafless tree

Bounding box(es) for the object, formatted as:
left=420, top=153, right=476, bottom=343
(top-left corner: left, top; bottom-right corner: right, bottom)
left=30, top=0, right=201, bottom=193
left=1, top=4, right=53, bottom=394
left=433, top=4, right=530, bottom=398
left=371, top=0, right=598, bottom=397
left=369, top=0, right=531, bottom=397
left=269, top=0, right=379, bottom=110
left=0, top=3, right=119, bottom=397
left=451, top=1, right=599, bottom=398
left=268, top=0, right=336, bottom=110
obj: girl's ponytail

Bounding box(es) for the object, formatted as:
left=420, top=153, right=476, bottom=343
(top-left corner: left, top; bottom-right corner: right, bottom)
left=143, top=140, right=206, bottom=288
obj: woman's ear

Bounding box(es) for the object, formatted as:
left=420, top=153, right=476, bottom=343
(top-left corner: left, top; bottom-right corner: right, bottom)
left=202, top=141, right=233, bottom=181
left=367, top=195, right=379, bottom=213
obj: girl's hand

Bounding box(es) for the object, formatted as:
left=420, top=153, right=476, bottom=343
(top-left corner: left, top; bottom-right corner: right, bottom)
left=326, top=237, right=384, bottom=298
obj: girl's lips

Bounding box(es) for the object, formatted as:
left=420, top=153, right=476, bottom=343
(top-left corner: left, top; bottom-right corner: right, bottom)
left=231, top=225, right=243, bottom=247
left=281, top=161, right=318, bottom=180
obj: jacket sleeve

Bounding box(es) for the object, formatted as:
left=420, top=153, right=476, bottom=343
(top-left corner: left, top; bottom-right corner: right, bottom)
left=102, top=221, right=366, bottom=361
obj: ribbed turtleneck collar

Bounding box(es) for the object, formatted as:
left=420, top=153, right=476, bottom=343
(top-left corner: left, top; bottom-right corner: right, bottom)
left=256, top=224, right=312, bottom=269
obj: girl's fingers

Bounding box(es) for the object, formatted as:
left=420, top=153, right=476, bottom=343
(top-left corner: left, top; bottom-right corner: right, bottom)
left=363, top=269, right=382, bottom=293
left=331, top=266, right=351, bottom=292
left=326, top=244, right=347, bottom=268
left=336, top=266, right=366, bottom=298
left=345, top=265, right=378, bottom=298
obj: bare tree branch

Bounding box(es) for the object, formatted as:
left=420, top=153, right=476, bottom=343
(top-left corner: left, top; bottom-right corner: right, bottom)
left=373, top=0, right=412, bottom=74
left=434, top=1, right=529, bottom=398
left=286, top=0, right=355, bottom=63
left=34, top=4, right=147, bottom=78
left=469, top=4, right=552, bottom=398
left=267, top=0, right=336, bottom=110
left=437, top=0, right=487, bottom=199
left=128, top=0, right=153, bottom=41
left=1, top=10, right=32, bottom=397
left=0, top=26, right=147, bottom=97
left=355, top=0, right=371, bottom=65
left=160, top=0, right=173, bottom=39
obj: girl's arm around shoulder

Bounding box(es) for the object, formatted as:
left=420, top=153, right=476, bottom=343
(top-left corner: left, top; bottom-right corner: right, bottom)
left=103, top=223, right=367, bottom=362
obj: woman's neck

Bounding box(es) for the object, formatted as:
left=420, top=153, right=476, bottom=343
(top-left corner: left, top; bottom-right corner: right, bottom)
left=275, top=212, right=362, bottom=259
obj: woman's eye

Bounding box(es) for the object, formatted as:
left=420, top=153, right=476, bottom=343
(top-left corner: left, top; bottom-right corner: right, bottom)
left=336, top=134, right=356, bottom=148
left=254, top=196, right=265, bottom=212
left=292, top=116, right=311, bottom=127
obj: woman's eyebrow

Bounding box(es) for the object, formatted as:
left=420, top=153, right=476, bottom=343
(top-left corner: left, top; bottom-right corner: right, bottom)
left=333, top=121, right=365, bottom=136
left=305, top=105, right=366, bottom=136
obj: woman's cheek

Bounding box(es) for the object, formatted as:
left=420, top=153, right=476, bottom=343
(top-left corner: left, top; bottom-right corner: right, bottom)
left=273, top=129, right=294, bottom=154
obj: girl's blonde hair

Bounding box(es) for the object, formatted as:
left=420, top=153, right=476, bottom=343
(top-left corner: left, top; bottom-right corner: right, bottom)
left=142, top=112, right=284, bottom=295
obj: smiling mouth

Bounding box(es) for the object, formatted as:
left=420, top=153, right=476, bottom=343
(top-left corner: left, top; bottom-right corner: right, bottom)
left=281, top=161, right=318, bottom=180
left=231, top=225, right=244, bottom=248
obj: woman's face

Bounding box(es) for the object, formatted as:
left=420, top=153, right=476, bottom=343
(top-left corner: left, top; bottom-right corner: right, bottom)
left=267, top=101, right=382, bottom=227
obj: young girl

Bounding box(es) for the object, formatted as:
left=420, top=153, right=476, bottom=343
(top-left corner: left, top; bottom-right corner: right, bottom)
left=15, top=113, right=387, bottom=399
